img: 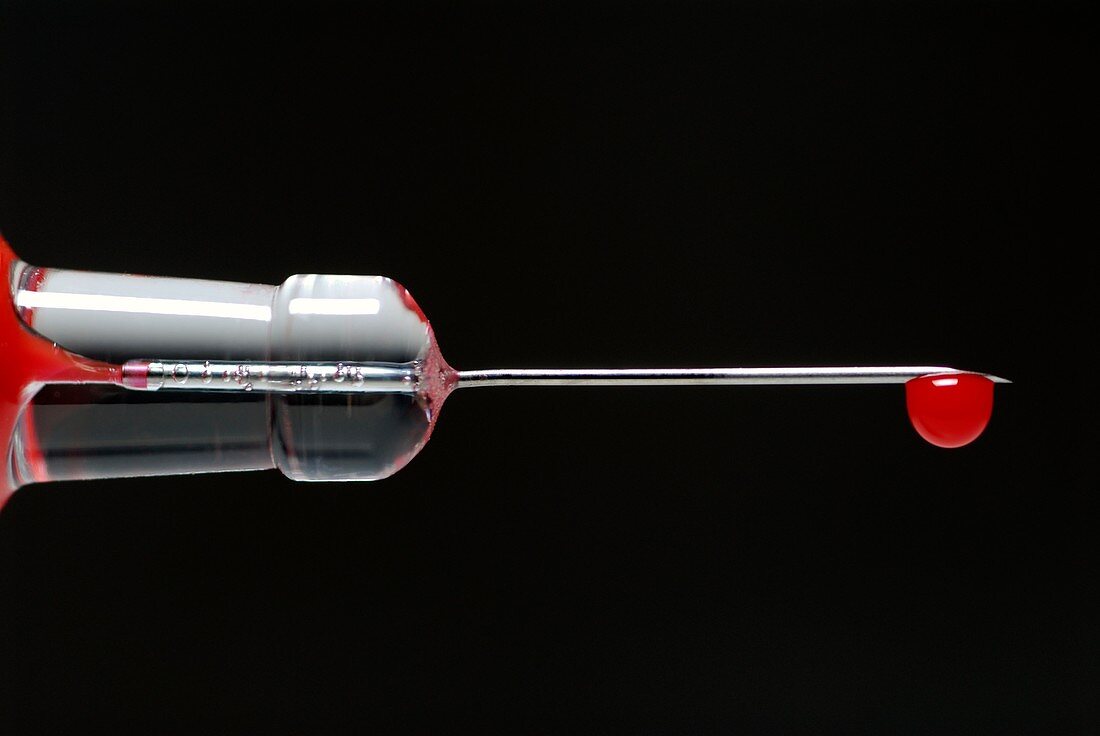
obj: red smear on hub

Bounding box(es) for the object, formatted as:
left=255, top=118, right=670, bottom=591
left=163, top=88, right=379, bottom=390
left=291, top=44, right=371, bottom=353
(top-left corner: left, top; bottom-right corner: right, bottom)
left=905, top=373, right=994, bottom=448
left=1, top=235, right=121, bottom=509
left=398, top=281, right=429, bottom=324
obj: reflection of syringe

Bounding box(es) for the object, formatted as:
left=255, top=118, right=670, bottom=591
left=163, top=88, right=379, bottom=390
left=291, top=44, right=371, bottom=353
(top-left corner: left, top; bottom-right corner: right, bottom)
left=0, top=234, right=1008, bottom=509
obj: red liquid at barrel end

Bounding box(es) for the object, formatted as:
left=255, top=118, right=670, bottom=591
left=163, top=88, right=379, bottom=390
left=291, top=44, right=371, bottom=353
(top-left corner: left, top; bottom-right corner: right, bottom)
left=1, top=233, right=22, bottom=507
left=905, top=373, right=994, bottom=448
left=2, top=234, right=120, bottom=509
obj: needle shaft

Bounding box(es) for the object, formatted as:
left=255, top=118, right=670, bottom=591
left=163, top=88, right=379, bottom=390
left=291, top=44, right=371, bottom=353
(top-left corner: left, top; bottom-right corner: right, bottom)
left=116, top=360, right=1010, bottom=394
left=455, top=366, right=1011, bottom=388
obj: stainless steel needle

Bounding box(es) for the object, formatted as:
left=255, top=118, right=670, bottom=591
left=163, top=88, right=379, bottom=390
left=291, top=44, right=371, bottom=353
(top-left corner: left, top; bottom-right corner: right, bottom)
left=121, top=360, right=1010, bottom=394
left=454, top=366, right=1013, bottom=388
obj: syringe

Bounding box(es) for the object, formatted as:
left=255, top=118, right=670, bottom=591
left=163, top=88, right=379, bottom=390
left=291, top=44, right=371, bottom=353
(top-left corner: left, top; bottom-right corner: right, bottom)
left=0, top=234, right=1008, bottom=510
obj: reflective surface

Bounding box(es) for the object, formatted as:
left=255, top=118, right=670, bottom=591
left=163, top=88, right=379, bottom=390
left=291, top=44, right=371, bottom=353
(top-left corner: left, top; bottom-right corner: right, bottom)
left=905, top=373, right=995, bottom=448
left=2, top=233, right=454, bottom=507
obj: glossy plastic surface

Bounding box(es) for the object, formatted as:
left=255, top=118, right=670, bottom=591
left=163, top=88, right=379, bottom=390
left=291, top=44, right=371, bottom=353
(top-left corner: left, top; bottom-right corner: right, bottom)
left=2, top=234, right=455, bottom=509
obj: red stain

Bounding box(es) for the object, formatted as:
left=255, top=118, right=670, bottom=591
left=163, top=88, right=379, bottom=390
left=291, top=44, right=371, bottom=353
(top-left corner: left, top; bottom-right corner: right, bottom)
left=17, top=398, right=49, bottom=484
left=397, top=281, right=429, bottom=324
left=905, top=372, right=994, bottom=448
left=1, top=235, right=120, bottom=509
left=385, top=329, right=457, bottom=477
left=17, top=266, right=46, bottom=326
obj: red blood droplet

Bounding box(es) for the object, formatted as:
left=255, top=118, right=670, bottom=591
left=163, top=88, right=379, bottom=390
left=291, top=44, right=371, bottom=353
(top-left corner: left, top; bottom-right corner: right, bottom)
left=905, top=373, right=994, bottom=448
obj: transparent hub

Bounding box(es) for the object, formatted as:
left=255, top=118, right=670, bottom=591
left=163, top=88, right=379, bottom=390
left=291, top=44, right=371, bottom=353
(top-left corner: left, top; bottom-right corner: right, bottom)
left=5, top=257, right=453, bottom=490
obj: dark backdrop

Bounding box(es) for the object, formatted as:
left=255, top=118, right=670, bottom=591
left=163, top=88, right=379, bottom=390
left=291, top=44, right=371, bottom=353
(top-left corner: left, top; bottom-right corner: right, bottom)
left=0, top=1, right=1092, bottom=733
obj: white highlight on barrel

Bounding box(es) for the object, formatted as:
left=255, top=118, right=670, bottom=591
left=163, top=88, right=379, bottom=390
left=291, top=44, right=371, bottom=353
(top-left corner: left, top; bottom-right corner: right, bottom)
left=16, top=291, right=272, bottom=321
left=287, top=297, right=381, bottom=316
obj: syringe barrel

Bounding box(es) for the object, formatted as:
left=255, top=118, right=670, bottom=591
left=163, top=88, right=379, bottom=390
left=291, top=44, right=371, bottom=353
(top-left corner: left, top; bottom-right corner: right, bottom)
left=14, top=269, right=275, bottom=361
left=8, top=261, right=439, bottom=487
left=13, top=266, right=431, bottom=364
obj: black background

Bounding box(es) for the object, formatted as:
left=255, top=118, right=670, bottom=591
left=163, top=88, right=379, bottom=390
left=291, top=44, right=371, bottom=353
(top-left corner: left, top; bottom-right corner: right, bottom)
left=0, top=1, right=1093, bottom=733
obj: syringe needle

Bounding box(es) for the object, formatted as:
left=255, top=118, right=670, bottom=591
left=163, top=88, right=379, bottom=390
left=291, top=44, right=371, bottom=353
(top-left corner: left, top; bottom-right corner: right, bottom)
left=117, top=361, right=1011, bottom=394
left=451, top=366, right=1008, bottom=450
left=1, top=227, right=1014, bottom=508
left=454, top=366, right=1012, bottom=388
